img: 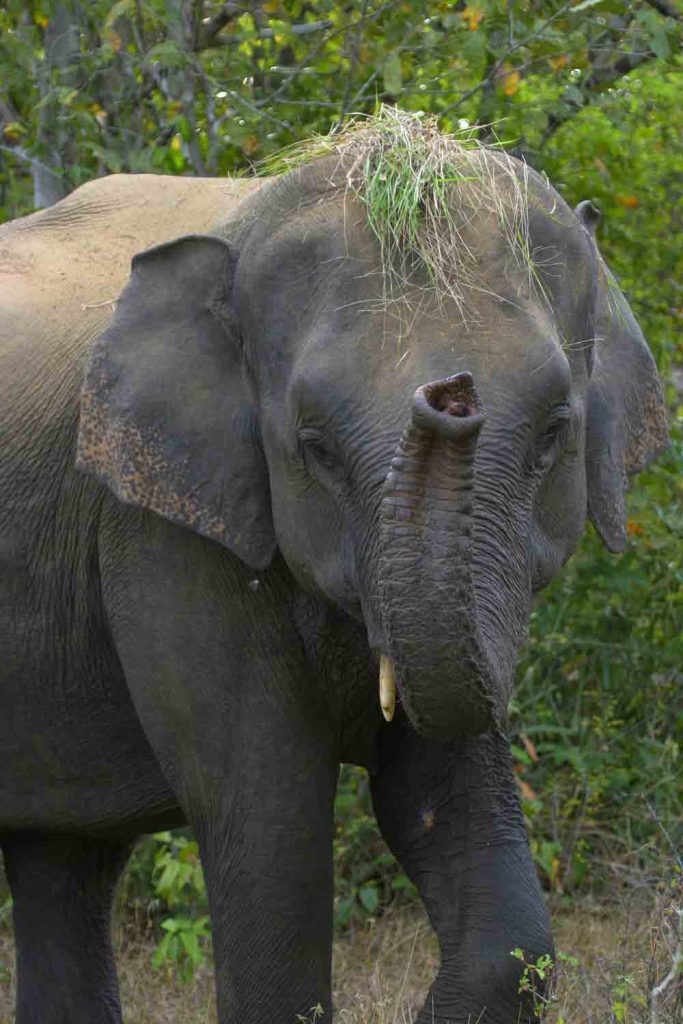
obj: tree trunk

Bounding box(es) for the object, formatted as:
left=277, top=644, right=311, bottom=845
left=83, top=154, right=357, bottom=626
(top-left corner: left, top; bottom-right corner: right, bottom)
left=33, top=1, right=82, bottom=208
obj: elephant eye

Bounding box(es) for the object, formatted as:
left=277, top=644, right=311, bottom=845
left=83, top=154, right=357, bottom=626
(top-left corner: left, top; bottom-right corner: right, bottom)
left=535, top=405, right=571, bottom=469
left=297, top=429, right=341, bottom=474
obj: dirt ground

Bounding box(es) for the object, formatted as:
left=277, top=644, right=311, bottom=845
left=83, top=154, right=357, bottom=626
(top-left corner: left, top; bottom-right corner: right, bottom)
left=1, top=894, right=680, bottom=1024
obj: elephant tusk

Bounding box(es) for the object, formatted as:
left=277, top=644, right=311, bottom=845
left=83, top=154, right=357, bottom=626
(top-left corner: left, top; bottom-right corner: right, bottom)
left=379, top=655, right=396, bottom=723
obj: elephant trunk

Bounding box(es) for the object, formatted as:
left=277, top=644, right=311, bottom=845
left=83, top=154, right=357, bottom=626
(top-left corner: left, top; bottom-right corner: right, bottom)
left=378, top=371, right=509, bottom=741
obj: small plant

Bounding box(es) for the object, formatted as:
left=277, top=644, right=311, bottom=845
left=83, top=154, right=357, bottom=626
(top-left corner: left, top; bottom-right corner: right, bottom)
left=511, top=947, right=558, bottom=1019
left=295, top=1005, right=324, bottom=1023
left=148, top=831, right=211, bottom=981
left=151, top=831, right=206, bottom=910
left=610, top=974, right=647, bottom=1023
left=511, top=948, right=581, bottom=1021
left=152, top=914, right=211, bottom=984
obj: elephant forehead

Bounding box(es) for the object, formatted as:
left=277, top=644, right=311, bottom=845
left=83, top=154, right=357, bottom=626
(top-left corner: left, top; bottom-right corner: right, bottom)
left=282, top=308, right=572, bottom=425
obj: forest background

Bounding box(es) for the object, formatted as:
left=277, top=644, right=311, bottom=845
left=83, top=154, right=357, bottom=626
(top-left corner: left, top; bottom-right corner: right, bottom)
left=0, top=1, right=682, bottom=1020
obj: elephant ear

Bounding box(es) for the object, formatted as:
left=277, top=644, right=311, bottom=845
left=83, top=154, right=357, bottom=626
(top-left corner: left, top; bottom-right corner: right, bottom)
left=77, top=234, right=275, bottom=569
left=575, top=200, right=669, bottom=553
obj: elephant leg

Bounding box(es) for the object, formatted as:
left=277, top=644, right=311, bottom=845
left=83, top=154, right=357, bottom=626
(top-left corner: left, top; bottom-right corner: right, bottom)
left=100, top=518, right=339, bottom=1022
left=371, top=722, right=553, bottom=1024
left=193, top=734, right=338, bottom=1022
left=126, top=686, right=337, bottom=1022
left=2, top=832, right=131, bottom=1024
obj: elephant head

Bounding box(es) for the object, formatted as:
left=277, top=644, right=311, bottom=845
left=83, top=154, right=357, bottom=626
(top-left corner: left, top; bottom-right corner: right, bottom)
left=77, top=122, right=668, bottom=744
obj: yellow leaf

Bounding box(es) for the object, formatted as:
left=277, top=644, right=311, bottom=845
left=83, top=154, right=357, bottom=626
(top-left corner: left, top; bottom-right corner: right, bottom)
left=550, top=856, right=562, bottom=890
left=502, top=70, right=521, bottom=96
left=516, top=778, right=538, bottom=802
left=461, top=5, right=485, bottom=31
left=521, top=733, right=539, bottom=763
left=34, top=13, right=49, bottom=28
left=2, top=122, right=24, bottom=144
left=550, top=53, right=569, bottom=71
left=170, top=135, right=182, bottom=152
left=616, top=195, right=639, bottom=208
left=242, top=135, right=260, bottom=156
left=262, top=0, right=279, bottom=11
left=108, top=30, right=122, bottom=53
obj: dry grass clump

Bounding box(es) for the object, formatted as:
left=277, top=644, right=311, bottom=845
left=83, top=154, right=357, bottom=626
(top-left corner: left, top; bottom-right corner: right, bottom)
left=332, top=909, right=437, bottom=1023
left=264, top=105, right=540, bottom=320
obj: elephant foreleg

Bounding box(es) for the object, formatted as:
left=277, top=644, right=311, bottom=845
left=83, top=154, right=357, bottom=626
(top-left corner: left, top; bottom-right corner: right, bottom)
left=193, top=732, right=338, bottom=1022
left=2, top=832, right=131, bottom=1024
left=100, top=517, right=339, bottom=1023
left=370, top=722, right=553, bottom=1023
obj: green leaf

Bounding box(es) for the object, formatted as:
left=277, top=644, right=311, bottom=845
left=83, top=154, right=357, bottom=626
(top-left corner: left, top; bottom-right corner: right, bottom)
left=147, top=40, right=186, bottom=68
left=358, top=883, right=379, bottom=913
left=564, top=84, right=584, bottom=107
left=650, top=28, right=671, bottom=61
left=335, top=896, right=355, bottom=927
left=383, top=52, right=403, bottom=95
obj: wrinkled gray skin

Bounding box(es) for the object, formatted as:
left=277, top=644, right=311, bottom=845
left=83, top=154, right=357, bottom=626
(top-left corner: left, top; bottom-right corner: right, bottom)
left=0, top=158, right=668, bottom=1024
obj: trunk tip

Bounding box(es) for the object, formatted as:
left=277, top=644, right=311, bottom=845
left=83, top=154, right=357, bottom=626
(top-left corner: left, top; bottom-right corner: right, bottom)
left=413, top=372, right=485, bottom=440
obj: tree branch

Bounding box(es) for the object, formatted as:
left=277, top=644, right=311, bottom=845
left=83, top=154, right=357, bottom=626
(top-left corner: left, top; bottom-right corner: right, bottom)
left=0, top=143, right=65, bottom=182
left=209, top=18, right=334, bottom=47
left=438, top=0, right=576, bottom=120
left=643, top=0, right=682, bottom=21
left=540, top=47, right=657, bottom=148
left=252, top=0, right=398, bottom=111
left=197, top=1, right=241, bottom=49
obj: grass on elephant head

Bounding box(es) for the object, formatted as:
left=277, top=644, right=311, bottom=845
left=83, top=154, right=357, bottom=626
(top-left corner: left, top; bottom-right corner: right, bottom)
left=1, top=889, right=681, bottom=1023
left=261, top=105, right=542, bottom=322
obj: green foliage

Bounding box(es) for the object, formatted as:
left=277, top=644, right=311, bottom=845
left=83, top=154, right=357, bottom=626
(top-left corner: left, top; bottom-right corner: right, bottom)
left=333, top=765, right=413, bottom=929
left=540, top=62, right=682, bottom=381
left=511, top=426, right=682, bottom=893
left=506, top=59, right=683, bottom=897
left=151, top=831, right=206, bottom=910
left=511, top=946, right=558, bottom=1019
left=116, top=774, right=411, bottom=981
left=119, top=831, right=211, bottom=980
left=152, top=914, right=211, bottom=984
left=295, top=1004, right=324, bottom=1024
left=1, top=2, right=682, bottom=221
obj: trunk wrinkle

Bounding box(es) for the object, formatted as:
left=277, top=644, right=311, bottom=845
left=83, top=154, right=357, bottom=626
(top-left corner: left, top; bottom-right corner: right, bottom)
left=379, top=386, right=501, bottom=740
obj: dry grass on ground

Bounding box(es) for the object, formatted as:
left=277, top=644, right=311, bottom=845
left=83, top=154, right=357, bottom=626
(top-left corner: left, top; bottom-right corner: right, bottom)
left=0, top=895, right=680, bottom=1023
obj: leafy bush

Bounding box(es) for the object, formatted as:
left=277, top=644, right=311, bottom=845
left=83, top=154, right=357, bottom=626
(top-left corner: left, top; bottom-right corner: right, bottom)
left=333, top=766, right=415, bottom=928
left=509, top=59, right=683, bottom=896
left=511, top=431, right=682, bottom=895
left=118, top=831, right=211, bottom=981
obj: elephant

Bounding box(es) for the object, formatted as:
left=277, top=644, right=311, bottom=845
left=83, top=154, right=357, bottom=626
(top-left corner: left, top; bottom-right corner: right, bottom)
left=0, top=113, right=669, bottom=1024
